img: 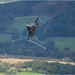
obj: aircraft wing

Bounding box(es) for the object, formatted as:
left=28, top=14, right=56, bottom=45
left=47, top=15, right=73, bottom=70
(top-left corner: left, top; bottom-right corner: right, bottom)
left=36, top=22, right=39, bottom=27
left=27, top=31, right=35, bottom=40
left=27, top=31, right=31, bottom=40
left=31, top=31, right=35, bottom=37
left=31, top=22, right=39, bottom=37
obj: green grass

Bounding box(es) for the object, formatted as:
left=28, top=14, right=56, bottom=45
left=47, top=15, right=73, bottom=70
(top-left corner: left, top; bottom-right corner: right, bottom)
left=10, top=17, right=33, bottom=33
left=0, top=73, right=4, bottom=75
left=0, top=34, right=12, bottom=41
left=10, top=17, right=37, bottom=33
left=31, top=37, right=75, bottom=50
left=55, top=38, right=75, bottom=50
left=0, top=72, right=43, bottom=75
left=10, top=16, right=48, bottom=33
left=17, top=72, right=43, bottom=75
left=0, top=16, right=49, bottom=41
left=46, top=37, right=75, bottom=50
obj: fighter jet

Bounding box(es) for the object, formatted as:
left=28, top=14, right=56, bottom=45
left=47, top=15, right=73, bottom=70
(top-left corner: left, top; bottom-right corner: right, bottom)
left=26, top=17, right=39, bottom=40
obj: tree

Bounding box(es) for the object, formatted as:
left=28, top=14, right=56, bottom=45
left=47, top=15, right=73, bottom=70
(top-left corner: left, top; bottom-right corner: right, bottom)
left=14, top=62, right=25, bottom=68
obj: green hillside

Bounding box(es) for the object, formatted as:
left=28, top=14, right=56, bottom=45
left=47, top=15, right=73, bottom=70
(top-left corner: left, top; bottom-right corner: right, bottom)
left=1, top=16, right=75, bottom=51
left=0, top=16, right=75, bottom=59
left=0, top=34, right=11, bottom=41
left=10, top=16, right=48, bottom=33
left=47, top=37, right=75, bottom=50
left=0, top=1, right=75, bottom=60
left=0, top=1, right=75, bottom=74
left=10, top=17, right=38, bottom=33
left=13, top=17, right=75, bottom=50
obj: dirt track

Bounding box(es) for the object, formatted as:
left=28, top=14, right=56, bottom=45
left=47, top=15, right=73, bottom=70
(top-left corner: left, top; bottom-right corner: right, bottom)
left=0, top=58, right=33, bottom=64
left=48, top=61, right=75, bottom=65
left=0, top=58, right=75, bottom=65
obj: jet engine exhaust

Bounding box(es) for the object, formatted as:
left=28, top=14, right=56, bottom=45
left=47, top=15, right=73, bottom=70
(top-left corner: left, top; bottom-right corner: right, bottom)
left=28, top=40, right=47, bottom=49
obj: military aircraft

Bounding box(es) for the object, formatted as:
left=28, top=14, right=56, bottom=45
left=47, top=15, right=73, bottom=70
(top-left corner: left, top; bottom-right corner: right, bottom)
left=26, top=17, right=39, bottom=40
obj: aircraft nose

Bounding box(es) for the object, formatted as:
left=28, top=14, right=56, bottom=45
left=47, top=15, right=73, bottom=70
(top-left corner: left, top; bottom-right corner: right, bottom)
left=26, top=24, right=32, bottom=27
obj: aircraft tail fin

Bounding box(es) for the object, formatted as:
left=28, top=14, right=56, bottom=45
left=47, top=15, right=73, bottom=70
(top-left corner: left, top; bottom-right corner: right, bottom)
left=34, top=17, right=39, bottom=23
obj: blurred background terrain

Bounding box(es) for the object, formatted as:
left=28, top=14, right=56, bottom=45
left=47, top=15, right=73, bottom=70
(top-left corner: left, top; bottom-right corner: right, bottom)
left=0, top=0, right=75, bottom=61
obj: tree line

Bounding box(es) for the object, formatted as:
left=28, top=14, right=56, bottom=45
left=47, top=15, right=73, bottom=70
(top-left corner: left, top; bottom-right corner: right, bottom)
left=0, top=60, right=75, bottom=74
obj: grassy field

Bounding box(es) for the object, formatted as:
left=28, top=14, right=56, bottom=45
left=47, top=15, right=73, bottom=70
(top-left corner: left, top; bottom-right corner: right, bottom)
left=32, top=37, right=75, bottom=50
left=17, top=72, right=43, bottom=75
left=47, top=37, right=75, bottom=50
left=0, top=73, right=4, bottom=75
left=10, top=16, right=47, bottom=33
left=10, top=17, right=32, bottom=33
left=0, top=16, right=47, bottom=41
left=0, top=34, right=12, bottom=41
left=0, top=72, right=43, bottom=75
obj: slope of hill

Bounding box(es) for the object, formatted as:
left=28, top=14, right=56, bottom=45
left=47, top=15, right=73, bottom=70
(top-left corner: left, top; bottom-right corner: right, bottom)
left=0, top=1, right=75, bottom=61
